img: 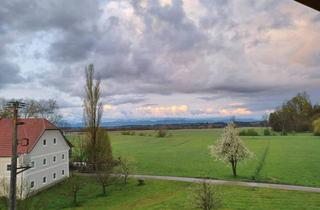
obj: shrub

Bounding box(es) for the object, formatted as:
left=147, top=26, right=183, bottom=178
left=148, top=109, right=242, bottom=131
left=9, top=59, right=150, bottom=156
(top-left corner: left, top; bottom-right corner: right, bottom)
left=116, top=157, right=136, bottom=184
left=239, top=129, right=259, bottom=136
left=120, top=131, right=130, bottom=135
left=157, top=129, right=168, bottom=138
left=191, top=181, right=221, bottom=210
left=137, top=179, right=145, bottom=186
left=313, top=118, right=320, bottom=136
left=121, top=131, right=136, bottom=136
left=263, top=128, right=271, bottom=136
left=239, top=130, right=247, bottom=136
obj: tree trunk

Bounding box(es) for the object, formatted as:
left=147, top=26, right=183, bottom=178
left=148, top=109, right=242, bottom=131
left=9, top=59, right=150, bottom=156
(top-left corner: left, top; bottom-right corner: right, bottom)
left=73, top=191, right=77, bottom=205
left=231, top=161, right=237, bottom=177
left=102, top=185, right=106, bottom=196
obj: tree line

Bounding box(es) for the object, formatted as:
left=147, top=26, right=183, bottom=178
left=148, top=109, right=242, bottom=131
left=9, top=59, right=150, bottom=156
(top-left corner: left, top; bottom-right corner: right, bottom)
left=0, top=98, right=62, bottom=124
left=269, top=92, right=320, bottom=134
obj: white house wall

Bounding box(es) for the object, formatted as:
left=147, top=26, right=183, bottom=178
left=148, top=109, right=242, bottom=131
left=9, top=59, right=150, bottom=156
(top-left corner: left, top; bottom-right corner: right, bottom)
left=0, top=157, right=23, bottom=197
left=23, top=129, right=70, bottom=195
left=0, top=157, right=11, bottom=177
left=0, top=130, right=70, bottom=198
left=0, top=157, right=11, bottom=196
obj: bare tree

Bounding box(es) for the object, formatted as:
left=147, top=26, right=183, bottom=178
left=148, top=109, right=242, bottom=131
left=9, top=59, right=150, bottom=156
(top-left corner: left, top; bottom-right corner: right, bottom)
left=209, top=123, right=253, bottom=177
left=68, top=175, right=83, bottom=206
left=117, top=157, right=135, bottom=184
left=0, top=98, right=12, bottom=118
left=1, top=98, right=62, bottom=124
left=22, top=99, right=62, bottom=124
left=191, top=181, right=221, bottom=210
left=96, top=162, right=118, bottom=196
left=262, top=114, right=269, bottom=128
left=83, top=64, right=103, bottom=171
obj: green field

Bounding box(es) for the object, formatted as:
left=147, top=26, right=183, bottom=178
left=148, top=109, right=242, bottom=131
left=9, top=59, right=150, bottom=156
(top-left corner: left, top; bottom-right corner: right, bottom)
left=69, top=128, right=320, bottom=187
left=1, top=176, right=320, bottom=210
left=1, top=128, right=319, bottom=210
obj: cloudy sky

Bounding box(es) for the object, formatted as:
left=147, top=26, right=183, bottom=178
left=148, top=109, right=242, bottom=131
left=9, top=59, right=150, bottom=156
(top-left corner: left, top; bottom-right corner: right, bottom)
left=1, top=0, right=320, bottom=121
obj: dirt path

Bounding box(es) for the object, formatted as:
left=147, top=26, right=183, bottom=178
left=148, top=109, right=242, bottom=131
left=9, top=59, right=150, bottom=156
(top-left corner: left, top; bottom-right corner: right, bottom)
left=76, top=173, right=320, bottom=193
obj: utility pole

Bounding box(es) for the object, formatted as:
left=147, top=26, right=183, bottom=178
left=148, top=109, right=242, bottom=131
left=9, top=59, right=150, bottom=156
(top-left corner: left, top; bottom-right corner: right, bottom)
left=7, top=101, right=25, bottom=210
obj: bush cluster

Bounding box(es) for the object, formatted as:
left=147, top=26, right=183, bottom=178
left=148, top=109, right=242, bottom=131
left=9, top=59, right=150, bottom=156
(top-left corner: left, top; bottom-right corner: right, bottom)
left=263, top=128, right=271, bottom=136
left=239, top=129, right=259, bottom=136
left=313, top=118, right=320, bottom=136
left=157, top=129, right=168, bottom=138
left=121, top=131, right=136, bottom=136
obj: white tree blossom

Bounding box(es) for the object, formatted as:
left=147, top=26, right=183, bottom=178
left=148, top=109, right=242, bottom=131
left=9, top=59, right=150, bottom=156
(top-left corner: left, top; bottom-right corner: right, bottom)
left=209, top=123, right=253, bottom=176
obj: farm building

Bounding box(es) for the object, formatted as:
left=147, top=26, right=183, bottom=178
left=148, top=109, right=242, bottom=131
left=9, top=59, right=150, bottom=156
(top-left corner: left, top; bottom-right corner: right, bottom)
left=0, top=118, right=71, bottom=198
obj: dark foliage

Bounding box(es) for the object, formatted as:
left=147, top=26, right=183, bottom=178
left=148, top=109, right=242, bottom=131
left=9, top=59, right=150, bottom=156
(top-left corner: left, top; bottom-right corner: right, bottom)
left=263, top=128, right=271, bottom=136
left=269, top=92, right=319, bottom=133
left=157, top=129, right=168, bottom=138
left=239, top=129, right=259, bottom=136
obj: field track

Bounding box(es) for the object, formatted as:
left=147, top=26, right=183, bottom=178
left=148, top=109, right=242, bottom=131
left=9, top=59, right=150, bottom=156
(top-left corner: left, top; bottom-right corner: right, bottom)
left=76, top=173, right=320, bottom=193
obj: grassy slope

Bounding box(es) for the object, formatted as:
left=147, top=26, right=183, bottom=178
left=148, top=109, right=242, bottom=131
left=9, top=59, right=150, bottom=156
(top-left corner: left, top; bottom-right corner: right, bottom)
left=70, top=128, right=320, bottom=187
left=2, top=176, right=319, bottom=210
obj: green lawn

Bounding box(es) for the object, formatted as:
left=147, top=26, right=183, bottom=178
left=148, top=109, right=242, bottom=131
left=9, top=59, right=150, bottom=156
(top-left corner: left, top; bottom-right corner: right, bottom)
left=2, top=176, right=319, bottom=210
left=69, top=128, right=320, bottom=187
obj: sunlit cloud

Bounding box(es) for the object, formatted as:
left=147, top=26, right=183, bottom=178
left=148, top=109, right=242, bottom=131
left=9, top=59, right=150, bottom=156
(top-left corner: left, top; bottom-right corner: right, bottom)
left=206, top=108, right=214, bottom=113
left=103, top=104, right=116, bottom=111
left=159, top=0, right=172, bottom=7
left=228, top=102, right=245, bottom=107
left=219, top=108, right=252, bottom=116
left=136, top=105, right=188, bottom=117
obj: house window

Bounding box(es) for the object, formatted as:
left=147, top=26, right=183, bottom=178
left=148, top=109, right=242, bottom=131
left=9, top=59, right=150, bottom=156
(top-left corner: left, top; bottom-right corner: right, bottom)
left=7, top=164, right=11, bottom=171
left=53, top=173, right=56, bottom=179
left=62, top=154, right=65, bottom=160
left=43, top=177, right=46, bottom=184
left=53, top=138, right=57, bottom=144
left=43, top=158, right=47, bottom=166
left=43, top=139, right=47, bottom=146
left=30, top=161, right=35, bottom=168
left=62, top=170, right=65, bottom=176
left=30, top=181, right=35, bottom=189
left=53, top=156, right=56, bottom=162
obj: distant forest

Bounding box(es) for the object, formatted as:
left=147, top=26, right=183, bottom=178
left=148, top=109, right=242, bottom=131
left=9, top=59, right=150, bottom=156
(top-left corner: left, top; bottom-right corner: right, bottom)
left=269, top=92, right=320, bottom=134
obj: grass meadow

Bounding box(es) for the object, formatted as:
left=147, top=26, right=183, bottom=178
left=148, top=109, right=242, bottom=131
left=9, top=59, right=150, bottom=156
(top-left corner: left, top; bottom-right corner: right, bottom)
left=1, top=128, right=319, bottom=210
left=70, top=128, right=320, bottom=187
left=1, top=176, right=320, bottom=210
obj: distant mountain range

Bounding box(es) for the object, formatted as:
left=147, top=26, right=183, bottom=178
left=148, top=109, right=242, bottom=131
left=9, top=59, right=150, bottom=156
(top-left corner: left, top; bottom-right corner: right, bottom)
left=65, top=117, right=260, bottom=128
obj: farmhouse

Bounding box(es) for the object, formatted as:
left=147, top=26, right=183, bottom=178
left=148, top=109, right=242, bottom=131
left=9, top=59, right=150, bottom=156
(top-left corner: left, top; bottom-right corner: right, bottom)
left=0, top=118, right=71, bottom=198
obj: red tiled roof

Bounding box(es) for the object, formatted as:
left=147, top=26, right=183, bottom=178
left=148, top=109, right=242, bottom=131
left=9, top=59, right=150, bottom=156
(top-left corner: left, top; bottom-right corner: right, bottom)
left=0, top=118, right=57, bottom=157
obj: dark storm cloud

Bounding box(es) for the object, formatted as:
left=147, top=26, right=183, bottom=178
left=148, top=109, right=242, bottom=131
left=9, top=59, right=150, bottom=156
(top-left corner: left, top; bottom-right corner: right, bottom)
left=0, top=59, right=24, bottom=88
left=0, top=0, right=100, bottom=32
left=0, top=0, right=100, bottom=90
left=104, top=96, right=146, bottom=105
left=1, top=0, right=320, bottom=113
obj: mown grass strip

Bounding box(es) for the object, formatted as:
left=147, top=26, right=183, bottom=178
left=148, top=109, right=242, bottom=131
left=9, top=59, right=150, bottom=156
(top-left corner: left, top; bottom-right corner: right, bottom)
left=252, top=140, right=270, bottom=181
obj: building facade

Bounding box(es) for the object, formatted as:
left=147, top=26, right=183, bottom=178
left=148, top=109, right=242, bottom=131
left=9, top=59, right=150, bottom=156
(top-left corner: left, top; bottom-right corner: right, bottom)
left=0, top=119, right=71, bottom=198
